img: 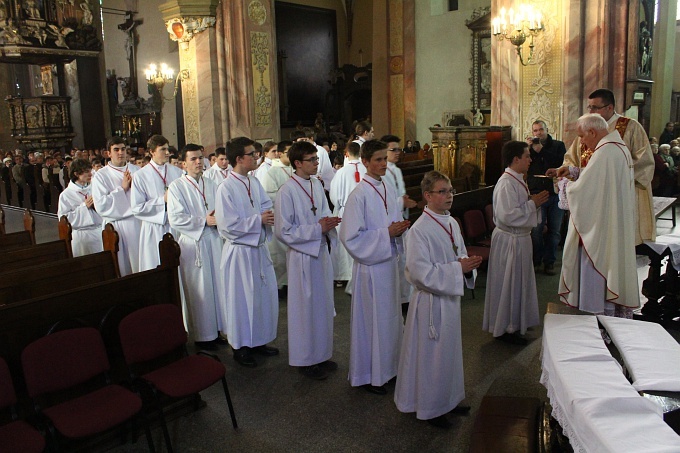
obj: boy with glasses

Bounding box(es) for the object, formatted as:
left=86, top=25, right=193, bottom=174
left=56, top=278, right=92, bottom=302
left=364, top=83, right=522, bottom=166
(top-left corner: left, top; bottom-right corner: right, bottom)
left=381, top=134, right=417, bottom=306
left=215, top=137, right=279, bottom=368
left=275, top=140, right=340, bottom=380
left=394, top=171, right=481, bottom=428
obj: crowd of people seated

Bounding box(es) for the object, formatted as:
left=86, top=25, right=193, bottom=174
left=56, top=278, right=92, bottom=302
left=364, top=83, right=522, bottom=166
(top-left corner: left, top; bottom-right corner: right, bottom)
left=650, top=125, right=680, bottom=197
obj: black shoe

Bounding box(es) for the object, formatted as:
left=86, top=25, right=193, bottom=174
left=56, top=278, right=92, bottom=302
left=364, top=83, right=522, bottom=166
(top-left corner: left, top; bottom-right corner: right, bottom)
left=194, top=340, right=218, bottom=351
left=544, top=263, right=556, bottom=276
left=319, top=360, right=338, bottom=372
left=427, top=415, right=452, bottom=428
left=278, top=287, right=287, bottom=300
left=233, top=347, right=258, bottom=367
left=299, top=365, right=328, bottom=380
left=253, top=344, right=279, bottom=356
left=361, top=384, right=387, bottom=395
left=449, top=404, right=471, bottom=415
left=215, top=335, right=229, bottom=346
left=495, top=333, right=528, bottom=345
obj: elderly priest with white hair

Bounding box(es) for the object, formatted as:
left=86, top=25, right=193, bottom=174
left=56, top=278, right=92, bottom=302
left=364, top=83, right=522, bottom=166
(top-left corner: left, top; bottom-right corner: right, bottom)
left=557, top=113, right=639, bottom=318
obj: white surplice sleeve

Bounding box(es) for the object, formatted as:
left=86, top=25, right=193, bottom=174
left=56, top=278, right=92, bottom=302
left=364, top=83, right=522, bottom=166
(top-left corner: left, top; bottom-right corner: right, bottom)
left=406, top=225, right=465, bottom=297
left=167, top=180, right=205, bottom=242
left=340, top=186, right=393, bottom=265
left=57, top=189, right=99, bottom=229
left=131, top=171, right=166, bottom=225
left=494, top=177, right=538, bottom=229
left=92, top=171, right=129, bottom=220
left=274, top=183, right=324, bottom=257
left=215, top=180, right=264, bottom=246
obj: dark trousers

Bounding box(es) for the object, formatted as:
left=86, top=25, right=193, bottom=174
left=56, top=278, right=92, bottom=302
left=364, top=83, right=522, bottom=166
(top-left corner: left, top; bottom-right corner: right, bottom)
left=3, top=181, right=11, bottom=204
left=16, top=184, right=24, bottom=207
left=27, top=183, right=37, bottom=209
left=42, top=183, right=51, bottom=211
left=531, top=194, right=564, bottom=266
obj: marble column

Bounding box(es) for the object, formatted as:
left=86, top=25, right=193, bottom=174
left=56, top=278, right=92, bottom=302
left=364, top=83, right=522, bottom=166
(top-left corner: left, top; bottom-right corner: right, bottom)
left=218, top=0, right=280, bottom=142
left=176, top=26, right=225, bottom=148
left=373, top=0, right=416, bottom=142
left=160, top=0, right=279, bottom=149
left=649, top=0, right=677, bottom=136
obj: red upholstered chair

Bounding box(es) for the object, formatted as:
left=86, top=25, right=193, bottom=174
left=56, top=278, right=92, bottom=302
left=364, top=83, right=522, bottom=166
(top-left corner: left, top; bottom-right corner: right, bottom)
left=463, top=209, right=492, bottom=247
left=0, top=357, right=45, bottom=453
left=484, top=204, right=495, bottom=233
left=118, top=304, right=238, bottom=453
left=20, top=327, right=154, bottom=452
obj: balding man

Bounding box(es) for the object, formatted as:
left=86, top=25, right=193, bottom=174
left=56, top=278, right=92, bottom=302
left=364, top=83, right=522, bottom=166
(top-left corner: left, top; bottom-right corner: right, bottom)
left=549, top=89, right=655, bottom=244
left=558, top=114, right=639, bottom=318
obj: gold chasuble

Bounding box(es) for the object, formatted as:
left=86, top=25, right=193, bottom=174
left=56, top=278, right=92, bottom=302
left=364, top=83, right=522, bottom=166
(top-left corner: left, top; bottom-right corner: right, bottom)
left=564, top=115, right=655, bottom=244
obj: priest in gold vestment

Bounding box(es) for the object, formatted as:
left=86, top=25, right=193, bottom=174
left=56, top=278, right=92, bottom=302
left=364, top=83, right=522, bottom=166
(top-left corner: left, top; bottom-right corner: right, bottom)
left=551, top=89, right=655, bottom=245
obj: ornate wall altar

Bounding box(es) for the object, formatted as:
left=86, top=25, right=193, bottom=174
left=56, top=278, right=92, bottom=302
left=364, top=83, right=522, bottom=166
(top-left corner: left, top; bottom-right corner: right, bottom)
left=7, top=95, right=75, bottom=149
left=430, top=125, right=512, bottom=188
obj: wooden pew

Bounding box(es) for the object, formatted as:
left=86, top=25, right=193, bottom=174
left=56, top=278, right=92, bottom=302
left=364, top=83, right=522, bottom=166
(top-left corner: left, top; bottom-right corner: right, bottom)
left=0, top=222, right=125, bottom=306
left=0, top=239, right=71, bottom=271
left=0, top=234, right=181, bottom=384
left=0, top=209, right=36, bottom=249
left=0, top=246, right=120, bottom=306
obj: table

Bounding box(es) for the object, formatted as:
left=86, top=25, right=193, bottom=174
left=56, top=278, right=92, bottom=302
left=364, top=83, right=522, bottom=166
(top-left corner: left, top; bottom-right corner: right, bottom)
left=654, top=196, right=677, bottom=226
left=541, top=314, right=680, bottom=452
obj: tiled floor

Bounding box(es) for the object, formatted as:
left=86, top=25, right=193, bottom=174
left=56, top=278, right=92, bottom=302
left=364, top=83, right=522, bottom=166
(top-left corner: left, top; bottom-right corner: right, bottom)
left=3, top=206, right=677, bottom=452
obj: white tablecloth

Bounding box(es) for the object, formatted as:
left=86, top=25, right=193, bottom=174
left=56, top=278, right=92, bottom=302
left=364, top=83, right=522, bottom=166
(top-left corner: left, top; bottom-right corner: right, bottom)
left=598, top=315, right=680, bottom=392
left=541, top=314, right=680, bottom=452
left=643, top=234, right=680, bottom=271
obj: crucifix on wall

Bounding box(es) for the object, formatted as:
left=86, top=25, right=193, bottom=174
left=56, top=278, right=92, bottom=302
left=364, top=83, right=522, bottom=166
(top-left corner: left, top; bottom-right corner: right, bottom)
left=117, top=11, right=142, bottom=101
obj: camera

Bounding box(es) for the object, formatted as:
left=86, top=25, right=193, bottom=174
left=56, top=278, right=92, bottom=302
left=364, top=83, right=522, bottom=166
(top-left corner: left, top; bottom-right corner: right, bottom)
left=532, top=137, right=540, bottom=144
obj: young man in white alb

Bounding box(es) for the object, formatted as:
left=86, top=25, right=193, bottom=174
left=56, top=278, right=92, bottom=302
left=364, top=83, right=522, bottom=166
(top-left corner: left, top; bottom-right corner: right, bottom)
left=261, top=140, right=293, bottom=293
left=381, top=134, right=417, bottom=306
left=275, top=140, right=340, bottom=380
left=329, top=142, right=365, bottom=288
left=131, top=135, right=184, bottom=271
left=215, top=137, right=279, bottom=368
left=203, top=146, right=232, bottom=186
left=58, top=158, right=103, bottom=257
left=340, top=139, right=410, bottom=395
left=91, top=136, right=141, bottom=276
left=167, top=144, right=225, bottom=350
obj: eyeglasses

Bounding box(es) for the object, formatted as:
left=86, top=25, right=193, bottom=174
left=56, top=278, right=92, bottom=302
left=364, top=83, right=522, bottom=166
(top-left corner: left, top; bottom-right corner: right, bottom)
left=244, top=151, right=261, bottom=158
left=586, top=104, right=611, bottom=111
left=388, top=148, right=403, bottom=152
left=428, top=189, right=456, bottom=195
left=302, top=157, right=319, bottom=163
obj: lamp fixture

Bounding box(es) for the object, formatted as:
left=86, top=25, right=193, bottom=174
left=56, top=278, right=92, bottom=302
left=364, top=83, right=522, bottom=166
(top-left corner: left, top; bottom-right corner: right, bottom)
left=144, top=63, right=189, bottom=100
left=491, top=3, right=544, bottom=66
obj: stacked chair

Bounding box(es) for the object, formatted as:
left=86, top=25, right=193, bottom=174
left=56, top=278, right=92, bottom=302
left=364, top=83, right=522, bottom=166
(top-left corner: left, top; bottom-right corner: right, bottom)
left=20, top=327, right=155, bottom=452
left=0, top=357, right=46, bottom=453
left=119, top=304, right=238, bottom=453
